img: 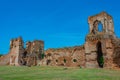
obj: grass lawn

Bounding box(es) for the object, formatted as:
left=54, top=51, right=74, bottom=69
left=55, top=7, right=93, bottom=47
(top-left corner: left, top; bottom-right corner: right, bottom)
left=0, top=66, right=120, bottom=80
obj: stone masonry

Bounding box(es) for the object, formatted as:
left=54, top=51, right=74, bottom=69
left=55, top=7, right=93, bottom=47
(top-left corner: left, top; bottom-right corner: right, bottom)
left=0, top=37, right=44, bottom=66
left=0, top=12, right=120, bottom=68
left=85, top=12, right=116, bottom=68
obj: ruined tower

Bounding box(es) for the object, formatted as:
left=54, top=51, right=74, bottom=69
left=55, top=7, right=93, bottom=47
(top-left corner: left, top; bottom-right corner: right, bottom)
left=0, top=11, right=119, bottom=68
left=9, top=37, right=44, bottom=66
left=85, top=12, right=116, bottom=68
left=25, top=40, right=44, bottom=66
left=9, top=37, right=24, bottom=66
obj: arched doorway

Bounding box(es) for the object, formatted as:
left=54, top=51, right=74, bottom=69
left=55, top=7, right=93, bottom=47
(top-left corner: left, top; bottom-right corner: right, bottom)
left=97, top=41, right=104, bottom=68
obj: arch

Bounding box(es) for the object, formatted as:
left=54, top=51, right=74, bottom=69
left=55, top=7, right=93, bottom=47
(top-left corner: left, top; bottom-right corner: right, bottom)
left=97, top=41, right=104, bottom=68
left=98, top=22, right=103, bottom=32
left=92, top=20, right=103, bottom=34
left=88, top=12, right=114, bottom=34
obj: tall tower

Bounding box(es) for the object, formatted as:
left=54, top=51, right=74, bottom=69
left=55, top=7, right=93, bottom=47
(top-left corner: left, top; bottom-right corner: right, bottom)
left=9, top=37, right=24, bottom=66
left=85, top=12, right=115, bottom=68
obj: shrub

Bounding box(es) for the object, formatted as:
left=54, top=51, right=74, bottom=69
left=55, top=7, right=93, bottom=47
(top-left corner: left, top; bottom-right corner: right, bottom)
left=41, top=53, right=45, bottom=59
left=99, top=56, right=104, bottom=65
left=0, top=54, right=3, bottom=57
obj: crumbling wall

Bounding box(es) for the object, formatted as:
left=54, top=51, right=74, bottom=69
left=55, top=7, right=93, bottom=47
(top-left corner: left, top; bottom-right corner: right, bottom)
left=0, top=11, right=120, bottom=69
left=23, top=40, right=44, bottom=66
left=43, top=46, right=85, bottom=67
left=0, top=54, right=10, bottom=65
left=112, top=38, right=120, bottom=68
left=0, top=37, right=44, bottom=66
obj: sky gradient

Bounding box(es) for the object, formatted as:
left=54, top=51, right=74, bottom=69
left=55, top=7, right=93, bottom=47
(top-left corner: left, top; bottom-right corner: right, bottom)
left=0, top=0, right=120, bottom=54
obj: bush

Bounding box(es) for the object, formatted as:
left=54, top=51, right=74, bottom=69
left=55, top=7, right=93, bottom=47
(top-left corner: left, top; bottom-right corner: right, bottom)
left=99, top=56, right=104, bottom=65
left=0, top=54, right=3, bottom=57
left=98, top=56, right=104, bottom=67
left=41, top=53, right=45, bottom=59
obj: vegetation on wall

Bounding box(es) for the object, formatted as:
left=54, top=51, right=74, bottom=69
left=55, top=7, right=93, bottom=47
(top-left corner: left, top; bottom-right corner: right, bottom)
left=0, top=54, right=3, bottom=57
left=99, top=56, right=104, bottom=66
left=41, top=53, right=45, bottom=59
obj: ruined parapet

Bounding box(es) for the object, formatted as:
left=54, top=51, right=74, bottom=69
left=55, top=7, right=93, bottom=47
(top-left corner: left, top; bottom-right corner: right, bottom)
left=85, top=12, right=115, bottom=68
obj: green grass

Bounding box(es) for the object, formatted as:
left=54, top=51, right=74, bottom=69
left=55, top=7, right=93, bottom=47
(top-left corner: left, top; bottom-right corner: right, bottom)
left=0, top=66, right=120, bottom=80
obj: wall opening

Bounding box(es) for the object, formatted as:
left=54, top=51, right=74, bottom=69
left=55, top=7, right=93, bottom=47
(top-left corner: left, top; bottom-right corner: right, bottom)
left=47, top=60, right=51, bottom=65
left=64, top=59, right=66, bottom=63
left=98, top=22, right=103, bottom=32
left=73, top=59, right=77, bottom=62
left=56, top=59, right=58, bottom=62
left=23, top=51, right=27, bottom=58
left=92, top=20, right=103, bottom=34
left=23, top=61, right=26, bottom=65
left=97, top=41, right=104, bottom=68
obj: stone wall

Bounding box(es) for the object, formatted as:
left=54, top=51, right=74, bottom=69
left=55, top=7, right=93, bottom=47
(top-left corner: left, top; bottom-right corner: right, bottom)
left=40, top=46, right=85, bottom=67
left=85, top=12, right=118, bottom=68
left=0, top=37, right=44, bottom=66
left=0, top=11, right=120, bottom=69
left=20, top=40, right=44, bottom=66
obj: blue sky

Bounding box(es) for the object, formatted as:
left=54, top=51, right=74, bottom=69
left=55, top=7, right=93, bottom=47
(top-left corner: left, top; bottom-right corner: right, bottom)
left=0, top=0, right=120, bottom=54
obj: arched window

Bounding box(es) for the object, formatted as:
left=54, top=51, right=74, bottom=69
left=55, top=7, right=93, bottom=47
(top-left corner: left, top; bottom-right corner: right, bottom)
left=98, top=22, right=103, bottom=32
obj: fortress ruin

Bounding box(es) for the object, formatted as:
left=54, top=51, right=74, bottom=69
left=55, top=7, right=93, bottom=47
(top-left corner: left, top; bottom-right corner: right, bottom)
left=0, top=12, right=120, bottom=68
